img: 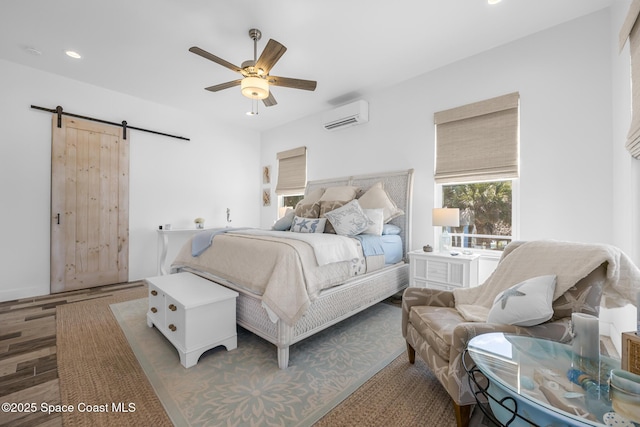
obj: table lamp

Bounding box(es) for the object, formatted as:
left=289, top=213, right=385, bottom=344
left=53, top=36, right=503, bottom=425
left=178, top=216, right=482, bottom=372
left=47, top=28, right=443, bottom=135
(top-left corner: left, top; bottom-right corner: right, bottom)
left=433, top=208, right=460, bottom=252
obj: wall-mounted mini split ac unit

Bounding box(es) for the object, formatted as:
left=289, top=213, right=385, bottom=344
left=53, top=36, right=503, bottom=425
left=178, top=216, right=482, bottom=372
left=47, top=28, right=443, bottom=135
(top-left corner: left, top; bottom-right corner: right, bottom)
left=322, top=100, right=369, bottom=131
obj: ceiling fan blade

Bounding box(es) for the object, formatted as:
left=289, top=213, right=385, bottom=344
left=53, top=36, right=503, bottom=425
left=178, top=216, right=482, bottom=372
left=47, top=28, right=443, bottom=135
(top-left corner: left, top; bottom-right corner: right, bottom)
left=205, top=79, right=242, bottom=92
left=255, top=39, right=287, bottom=74
left=268, top=76, right=317, bottom=91
left=189, top=46, right=242, bottom=73
left=263, top=92, right=277, bottom=107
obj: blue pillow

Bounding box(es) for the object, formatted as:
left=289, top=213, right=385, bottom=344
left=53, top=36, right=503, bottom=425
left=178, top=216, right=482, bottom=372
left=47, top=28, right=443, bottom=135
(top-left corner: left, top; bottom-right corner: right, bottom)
left=272, top=208, right=295, bottom=231
left=382, top=224, right=401, bottom=235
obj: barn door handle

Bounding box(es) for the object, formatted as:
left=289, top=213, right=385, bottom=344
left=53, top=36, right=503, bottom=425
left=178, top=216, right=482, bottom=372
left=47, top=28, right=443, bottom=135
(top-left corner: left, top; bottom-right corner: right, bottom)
left=56, top=213, right=60, bottom=225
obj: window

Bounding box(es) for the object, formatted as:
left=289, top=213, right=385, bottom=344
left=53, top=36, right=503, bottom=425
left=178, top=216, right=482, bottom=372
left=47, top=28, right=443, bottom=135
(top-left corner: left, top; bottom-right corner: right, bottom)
left=275, top=147, right=307, bottom=216
left=434, top=93, right=519, bottom=252
left=275, top=146, right=306, bottom=196
left=441, top=180, right=514, bottom=251
left=282, top=194, right=303, bottom=210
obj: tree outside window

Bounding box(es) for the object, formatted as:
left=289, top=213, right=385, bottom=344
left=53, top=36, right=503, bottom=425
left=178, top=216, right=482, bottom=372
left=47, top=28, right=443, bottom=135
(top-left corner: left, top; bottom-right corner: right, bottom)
left=442, top=180, right=512, bottom=251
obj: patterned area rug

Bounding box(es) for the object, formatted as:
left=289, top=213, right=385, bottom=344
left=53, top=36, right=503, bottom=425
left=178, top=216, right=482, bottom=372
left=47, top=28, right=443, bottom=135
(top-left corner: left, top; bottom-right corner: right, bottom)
left=111, top=298, right=405, bottom=426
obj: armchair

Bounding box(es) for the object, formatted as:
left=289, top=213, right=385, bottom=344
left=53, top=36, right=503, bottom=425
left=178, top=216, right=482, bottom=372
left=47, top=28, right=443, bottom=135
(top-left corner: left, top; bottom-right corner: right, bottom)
left=401, top=241, right=608, bottom=427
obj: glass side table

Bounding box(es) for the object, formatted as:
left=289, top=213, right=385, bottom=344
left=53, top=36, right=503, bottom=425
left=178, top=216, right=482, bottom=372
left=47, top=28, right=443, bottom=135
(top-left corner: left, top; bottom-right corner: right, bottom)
left=465, top=332, right=634, bottom=427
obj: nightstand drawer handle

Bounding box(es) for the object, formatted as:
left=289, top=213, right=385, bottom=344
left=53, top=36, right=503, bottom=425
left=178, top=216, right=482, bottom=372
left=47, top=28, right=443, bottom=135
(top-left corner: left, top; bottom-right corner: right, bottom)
left=150, top=290, right=157, bottom=296
left=168, top=304, right=177, bottom=311
left=168, top=324, right=177, bottom=332
left=150, top=307, right=157, bottom=313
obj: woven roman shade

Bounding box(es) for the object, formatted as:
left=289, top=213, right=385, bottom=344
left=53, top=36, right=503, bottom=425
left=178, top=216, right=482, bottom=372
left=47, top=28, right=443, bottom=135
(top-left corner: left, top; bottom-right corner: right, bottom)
left=275, top=146, right=307, bottom=195
left=620, top=0, right=640, bottom=159
left=434, top=92, right=520, bottom=184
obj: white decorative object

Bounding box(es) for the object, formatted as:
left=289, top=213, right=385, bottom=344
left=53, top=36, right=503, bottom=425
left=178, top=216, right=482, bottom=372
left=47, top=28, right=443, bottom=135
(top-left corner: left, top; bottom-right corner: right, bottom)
left=146, top=272, right=239, bottom=368
left=571, top=313, right=600, bottom=361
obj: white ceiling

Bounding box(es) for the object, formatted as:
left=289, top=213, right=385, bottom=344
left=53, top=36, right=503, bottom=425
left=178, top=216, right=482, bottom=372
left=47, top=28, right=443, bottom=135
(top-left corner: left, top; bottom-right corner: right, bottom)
left=0, top=0, right=614, bottom=132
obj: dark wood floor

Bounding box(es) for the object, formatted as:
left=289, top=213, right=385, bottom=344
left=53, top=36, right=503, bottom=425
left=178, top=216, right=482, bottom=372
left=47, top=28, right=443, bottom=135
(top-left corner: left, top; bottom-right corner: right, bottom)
left=0, top=281, right=146, bottom=427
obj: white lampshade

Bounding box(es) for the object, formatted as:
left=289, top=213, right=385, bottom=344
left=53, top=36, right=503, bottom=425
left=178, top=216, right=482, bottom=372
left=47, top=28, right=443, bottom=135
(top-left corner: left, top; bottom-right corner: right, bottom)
left=241, top=77, right=269, bottom=99
left=432, top=208, right=460, bottom=227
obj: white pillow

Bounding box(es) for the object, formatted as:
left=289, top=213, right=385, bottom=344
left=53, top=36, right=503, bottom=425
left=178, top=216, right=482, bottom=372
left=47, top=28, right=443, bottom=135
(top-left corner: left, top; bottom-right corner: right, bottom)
left=290, top=216, right=326, bottom=233
left=362, top=208, right=384, bottom=235
left=357, top=182, right=404, bottom=223
left=487, top=275, right=557, bottom=327
left=324, top=200, right=373, bottom=236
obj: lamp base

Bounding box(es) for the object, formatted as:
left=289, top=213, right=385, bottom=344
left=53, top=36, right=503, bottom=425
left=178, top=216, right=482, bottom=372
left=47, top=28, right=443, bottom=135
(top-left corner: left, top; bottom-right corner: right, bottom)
left=440, top=230, right=452, bottom=253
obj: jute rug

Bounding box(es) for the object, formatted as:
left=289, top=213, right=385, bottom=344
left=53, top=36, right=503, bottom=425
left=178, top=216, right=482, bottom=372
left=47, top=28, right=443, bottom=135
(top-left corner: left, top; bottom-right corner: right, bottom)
left=57, top=290, right=456, bottom=426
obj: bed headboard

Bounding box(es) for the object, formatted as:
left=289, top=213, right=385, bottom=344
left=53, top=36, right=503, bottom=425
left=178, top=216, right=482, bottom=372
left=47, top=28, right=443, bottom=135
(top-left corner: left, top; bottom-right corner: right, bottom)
left=305, top=169, right=414, bottom=259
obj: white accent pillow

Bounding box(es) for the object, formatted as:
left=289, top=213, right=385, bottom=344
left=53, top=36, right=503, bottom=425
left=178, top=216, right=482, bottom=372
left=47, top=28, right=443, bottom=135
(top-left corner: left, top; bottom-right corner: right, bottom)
left=324, top=200, right=373, bottom=236
left=357, top=182, right=404, bottom=223
left=362, top=208, right=384, bottom=235
left=487, top=275, right=557, bottom=327
left=290, top=216, right=326, bottom=233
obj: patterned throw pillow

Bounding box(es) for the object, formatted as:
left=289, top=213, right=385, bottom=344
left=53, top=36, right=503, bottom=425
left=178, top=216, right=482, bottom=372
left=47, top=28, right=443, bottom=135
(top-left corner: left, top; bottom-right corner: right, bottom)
left=319, top=200, right=348, bottom=234
left=290, top=216, right=326, bottom=233
left=487, top=275, right=557, bottom=327
left=323, top=200, right=373, bottom=236
left=295, top=202, right=320, bottom=218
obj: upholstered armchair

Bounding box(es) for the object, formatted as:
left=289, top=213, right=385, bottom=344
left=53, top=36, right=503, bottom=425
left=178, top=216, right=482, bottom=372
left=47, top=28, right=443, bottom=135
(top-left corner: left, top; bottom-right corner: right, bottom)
left=401, top=241, right=608, bottom=427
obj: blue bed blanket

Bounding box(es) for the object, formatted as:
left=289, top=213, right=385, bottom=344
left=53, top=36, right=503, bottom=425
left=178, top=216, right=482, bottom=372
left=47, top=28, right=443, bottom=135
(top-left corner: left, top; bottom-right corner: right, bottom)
left=191, top=227, right=250, bottom=257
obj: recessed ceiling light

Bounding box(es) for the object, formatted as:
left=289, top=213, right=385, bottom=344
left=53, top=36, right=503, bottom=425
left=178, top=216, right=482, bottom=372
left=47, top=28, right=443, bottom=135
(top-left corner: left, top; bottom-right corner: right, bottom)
left=65, top=50, right=82, bottom=59
left=488, top=0, right=502, bottom=4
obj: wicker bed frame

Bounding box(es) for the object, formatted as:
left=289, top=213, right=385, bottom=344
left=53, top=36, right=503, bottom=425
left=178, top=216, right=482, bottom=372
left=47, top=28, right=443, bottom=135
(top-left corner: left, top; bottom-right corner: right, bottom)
left=178, top=169, right=414, bottom=368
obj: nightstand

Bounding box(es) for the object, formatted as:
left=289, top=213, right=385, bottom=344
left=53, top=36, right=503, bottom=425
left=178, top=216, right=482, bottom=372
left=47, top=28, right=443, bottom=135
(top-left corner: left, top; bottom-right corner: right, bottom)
left=408, top=250, right=479, bottom=290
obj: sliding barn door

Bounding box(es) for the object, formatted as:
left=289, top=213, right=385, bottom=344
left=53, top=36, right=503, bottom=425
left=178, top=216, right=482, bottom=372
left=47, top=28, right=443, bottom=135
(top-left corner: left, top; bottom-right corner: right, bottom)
left=51, top=116, right=129, bottom=293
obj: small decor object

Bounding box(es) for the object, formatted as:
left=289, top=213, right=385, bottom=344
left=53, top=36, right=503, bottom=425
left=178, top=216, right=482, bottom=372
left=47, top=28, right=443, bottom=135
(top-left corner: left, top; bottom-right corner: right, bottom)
left=263, top=165, right=271, bottom=184
left=262, top=189, right=271, bottom=207
left=571, top=313, right=600, bottom=379
left=423, top=245, right=433, bottom=252
left=622, top=331, right=640, bottom=375
left=609, top=368, right=640, bottom=423
left=194, top=217, right=205, bottom=229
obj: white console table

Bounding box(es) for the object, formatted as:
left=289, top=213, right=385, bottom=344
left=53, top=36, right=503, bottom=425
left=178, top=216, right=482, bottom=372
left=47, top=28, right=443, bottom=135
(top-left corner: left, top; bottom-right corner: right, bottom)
left=157, top=227, right=216, bottom=275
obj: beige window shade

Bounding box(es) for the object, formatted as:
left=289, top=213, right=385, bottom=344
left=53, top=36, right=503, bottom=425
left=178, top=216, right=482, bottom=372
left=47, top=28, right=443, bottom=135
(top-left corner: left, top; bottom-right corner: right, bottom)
left=620, top=0, right=640, bottom=159
left=434, top=92, right=520, bottom=184
left=275, top=146, right=307, bottom=195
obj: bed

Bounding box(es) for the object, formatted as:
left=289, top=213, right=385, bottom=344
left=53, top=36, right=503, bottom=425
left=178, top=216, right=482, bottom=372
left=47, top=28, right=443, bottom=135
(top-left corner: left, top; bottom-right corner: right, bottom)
left=171, top=169, right=414, bottom=368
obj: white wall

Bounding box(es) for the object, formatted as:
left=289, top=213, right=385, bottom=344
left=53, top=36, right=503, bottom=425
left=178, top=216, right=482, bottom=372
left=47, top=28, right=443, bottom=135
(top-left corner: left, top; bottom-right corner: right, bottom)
left=261, top=10, right=614, bottom=255
left=0, top=59, right=260, bottom=301
left=606, top=0, right=639, bottom=353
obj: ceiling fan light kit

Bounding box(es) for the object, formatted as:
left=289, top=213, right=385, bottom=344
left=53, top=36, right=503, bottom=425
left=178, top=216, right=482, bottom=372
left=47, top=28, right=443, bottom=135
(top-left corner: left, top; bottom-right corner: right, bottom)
left=190, top=28, right=317, bottom=110
left=241, top=76, right=269, bottom=99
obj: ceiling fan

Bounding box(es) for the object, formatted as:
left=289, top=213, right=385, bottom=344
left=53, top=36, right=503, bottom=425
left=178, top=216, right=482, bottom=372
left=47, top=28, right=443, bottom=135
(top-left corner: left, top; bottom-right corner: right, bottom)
left=189, top=29, right=317, bottom=108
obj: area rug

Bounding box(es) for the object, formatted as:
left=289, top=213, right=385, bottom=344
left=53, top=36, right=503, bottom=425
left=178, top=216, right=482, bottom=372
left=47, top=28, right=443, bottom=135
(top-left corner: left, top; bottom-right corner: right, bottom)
left=110, top=298, right=407, bottom=427
left=57, top=288, right=173, bottom=426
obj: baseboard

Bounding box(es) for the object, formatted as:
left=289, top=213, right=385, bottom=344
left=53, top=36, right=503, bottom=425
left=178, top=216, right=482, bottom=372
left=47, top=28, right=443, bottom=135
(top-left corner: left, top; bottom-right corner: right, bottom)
left=0, top=285, right=50, bottom=303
